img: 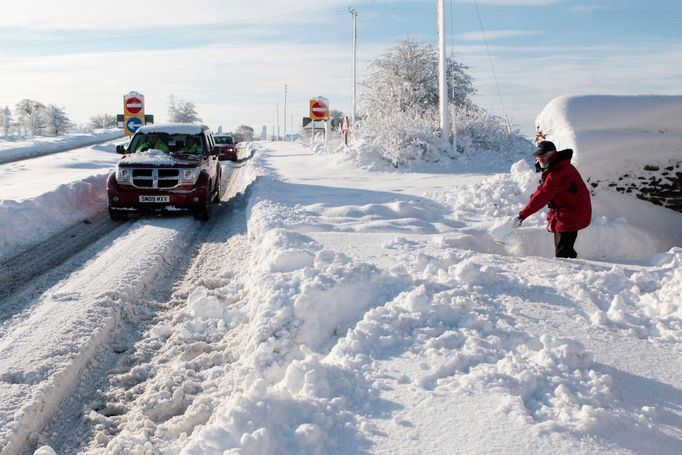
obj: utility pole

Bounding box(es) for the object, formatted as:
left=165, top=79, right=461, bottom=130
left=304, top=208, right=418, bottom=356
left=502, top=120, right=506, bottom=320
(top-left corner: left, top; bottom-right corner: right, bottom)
left=276, top=103, right=280, bottom=141
left=283, top=84, right=288, bottom=141
left=348, top=7, right=358, bottom=126
left=437, top=0, right=451, bottom=149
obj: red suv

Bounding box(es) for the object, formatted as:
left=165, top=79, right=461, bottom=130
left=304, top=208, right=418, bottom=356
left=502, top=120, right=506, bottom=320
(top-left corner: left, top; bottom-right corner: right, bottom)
left=107, top=124, right=222, bottom=221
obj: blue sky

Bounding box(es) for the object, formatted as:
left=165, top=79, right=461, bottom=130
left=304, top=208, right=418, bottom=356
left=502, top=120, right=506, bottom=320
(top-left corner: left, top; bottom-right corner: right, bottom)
left=1, top=0, right=681, bottom=138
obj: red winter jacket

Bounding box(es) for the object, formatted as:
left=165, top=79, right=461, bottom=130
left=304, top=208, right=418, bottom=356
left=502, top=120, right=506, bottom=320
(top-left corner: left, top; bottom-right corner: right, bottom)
left=519, top=149, right=592, bottom=233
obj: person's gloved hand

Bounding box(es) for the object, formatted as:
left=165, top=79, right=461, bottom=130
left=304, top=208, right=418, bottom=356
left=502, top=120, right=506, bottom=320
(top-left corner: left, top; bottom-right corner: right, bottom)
left=512, top=217, right=522, bottom=229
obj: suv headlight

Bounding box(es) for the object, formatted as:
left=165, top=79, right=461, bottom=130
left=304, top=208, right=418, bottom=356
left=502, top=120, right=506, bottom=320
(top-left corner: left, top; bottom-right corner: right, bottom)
left=116, top=166, right=131, bottom=184
left=180, top=168, right=201, bottom=184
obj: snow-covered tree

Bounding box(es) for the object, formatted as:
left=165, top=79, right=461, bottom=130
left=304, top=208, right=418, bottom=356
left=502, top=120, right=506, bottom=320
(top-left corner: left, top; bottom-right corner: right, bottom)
left=168, top=95, right=202, bottom=123
left=90, top=113, right=117, bottom=129
left=15, top=99, right=46, bottom=136
left=0, top=106, right=12, bottom=136
left=235, top=124, right=254, bottom=142
left=362, top=39, right=475, bottom=116
left=351, top=39, right=531, bottom=167
left=44, top=104, right=73, bottom=136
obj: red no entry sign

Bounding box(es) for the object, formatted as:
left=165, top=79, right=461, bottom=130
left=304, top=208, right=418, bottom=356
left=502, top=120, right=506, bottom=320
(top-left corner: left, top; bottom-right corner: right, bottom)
left=126, top=97, right=143, bottom=114
left=310, top=99, right=329, bottom=120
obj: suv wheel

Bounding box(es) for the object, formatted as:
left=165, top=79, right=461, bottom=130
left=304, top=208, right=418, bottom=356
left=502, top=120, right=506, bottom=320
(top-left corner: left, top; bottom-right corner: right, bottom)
left=109, top=207, right=127, bottom=221
left=194, top=183, right=212, bottom=221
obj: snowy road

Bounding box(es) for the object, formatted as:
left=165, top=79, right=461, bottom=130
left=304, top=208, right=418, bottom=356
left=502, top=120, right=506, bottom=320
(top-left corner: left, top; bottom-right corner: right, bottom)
left=0, top=138, right=681, bottom=454
left=0, top=157, right=253, bottom=454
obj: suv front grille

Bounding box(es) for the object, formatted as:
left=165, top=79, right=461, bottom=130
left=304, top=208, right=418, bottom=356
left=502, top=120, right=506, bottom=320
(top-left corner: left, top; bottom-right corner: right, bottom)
left=131, top=168, right=180, bottom=188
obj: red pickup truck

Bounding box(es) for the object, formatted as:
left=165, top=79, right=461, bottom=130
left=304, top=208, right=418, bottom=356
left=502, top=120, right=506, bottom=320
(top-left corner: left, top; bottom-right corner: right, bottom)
left=107, top=124, right=222, bottom=221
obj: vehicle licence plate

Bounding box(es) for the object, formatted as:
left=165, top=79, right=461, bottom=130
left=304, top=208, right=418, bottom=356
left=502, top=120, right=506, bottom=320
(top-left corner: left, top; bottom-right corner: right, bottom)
left=139, top=195, right=170, bottom=203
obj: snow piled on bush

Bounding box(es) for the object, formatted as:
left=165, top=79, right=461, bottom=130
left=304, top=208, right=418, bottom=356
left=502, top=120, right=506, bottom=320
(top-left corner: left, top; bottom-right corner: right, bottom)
left=336, top=106, right=532, bottom=171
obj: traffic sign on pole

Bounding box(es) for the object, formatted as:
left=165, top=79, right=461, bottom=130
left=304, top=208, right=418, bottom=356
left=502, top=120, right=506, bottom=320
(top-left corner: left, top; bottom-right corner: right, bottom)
left=125, top=97, right=143, bottom=115
left=309, top=98, right=329, bottom=121
left=341, top=115, right=349, bottom=132
left=125, top=117, right=143, bottom=135
left=123, top=91, right=146, bottom=137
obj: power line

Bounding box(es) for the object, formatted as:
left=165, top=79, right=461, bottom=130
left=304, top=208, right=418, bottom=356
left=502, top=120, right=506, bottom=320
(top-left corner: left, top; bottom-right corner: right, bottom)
left=474, top=0, right=511, bottom=133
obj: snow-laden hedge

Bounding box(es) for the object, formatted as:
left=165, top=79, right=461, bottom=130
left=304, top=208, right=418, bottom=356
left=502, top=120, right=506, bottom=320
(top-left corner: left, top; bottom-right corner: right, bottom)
left=339, top=105, right=532, bottom=170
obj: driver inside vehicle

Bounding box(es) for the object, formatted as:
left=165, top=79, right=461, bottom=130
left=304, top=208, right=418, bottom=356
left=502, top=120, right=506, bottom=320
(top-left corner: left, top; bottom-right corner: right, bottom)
left=136, top=133, right=169, bottom=153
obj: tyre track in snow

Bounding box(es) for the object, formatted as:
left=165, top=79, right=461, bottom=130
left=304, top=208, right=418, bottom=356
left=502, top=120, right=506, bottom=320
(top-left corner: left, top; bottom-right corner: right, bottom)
left=0, top=159, right=254, bottom=454
left=26, top=160, right=255, bottom=453
left=0, top=217, right=202, bottom=455
left=0, top=215, right=126, bottom=309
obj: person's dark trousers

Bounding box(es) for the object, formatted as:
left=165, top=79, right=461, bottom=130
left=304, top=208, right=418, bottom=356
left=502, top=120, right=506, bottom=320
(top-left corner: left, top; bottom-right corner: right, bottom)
left=554, top=231, right=578, bottom=258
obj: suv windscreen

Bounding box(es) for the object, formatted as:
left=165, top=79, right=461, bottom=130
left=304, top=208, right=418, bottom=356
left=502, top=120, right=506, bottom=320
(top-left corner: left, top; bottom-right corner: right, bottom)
left=129, top=133, right=205, bottom=155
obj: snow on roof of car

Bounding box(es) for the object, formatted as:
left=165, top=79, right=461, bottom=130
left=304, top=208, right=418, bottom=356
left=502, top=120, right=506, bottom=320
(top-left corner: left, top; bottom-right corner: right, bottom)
left=136, top=123, right=209, bottom=135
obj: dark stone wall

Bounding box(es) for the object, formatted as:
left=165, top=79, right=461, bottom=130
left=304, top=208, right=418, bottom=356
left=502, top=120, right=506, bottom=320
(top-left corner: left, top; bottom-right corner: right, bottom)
left=587, top=161, right=682, bottom=212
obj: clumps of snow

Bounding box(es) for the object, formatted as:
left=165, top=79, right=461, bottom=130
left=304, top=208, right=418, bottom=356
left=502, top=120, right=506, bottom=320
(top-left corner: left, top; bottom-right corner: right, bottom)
left=187, top=286, right=226, bottom=320
left=322, top=273, right=614, bottom=434
left=122, top=148, right=176, bottom=163
left=461, top=334, right=612, bottom=433
left=177, top=189, right=402, bottom=453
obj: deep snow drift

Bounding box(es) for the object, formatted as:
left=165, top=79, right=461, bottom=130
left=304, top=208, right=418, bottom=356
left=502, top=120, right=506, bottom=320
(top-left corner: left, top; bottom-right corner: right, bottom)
left=0, top=95, right=681, bottom=454
left=536, top=94, right=682, bottom=183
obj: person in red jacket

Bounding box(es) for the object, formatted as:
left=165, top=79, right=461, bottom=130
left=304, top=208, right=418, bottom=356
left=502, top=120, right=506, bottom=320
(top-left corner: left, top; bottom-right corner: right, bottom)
left=514, top=140, right=592, bottom=258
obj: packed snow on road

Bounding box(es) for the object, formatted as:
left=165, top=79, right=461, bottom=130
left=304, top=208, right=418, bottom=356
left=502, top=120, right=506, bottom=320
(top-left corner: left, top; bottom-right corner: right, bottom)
left=0, top=96, right=681, bottom=454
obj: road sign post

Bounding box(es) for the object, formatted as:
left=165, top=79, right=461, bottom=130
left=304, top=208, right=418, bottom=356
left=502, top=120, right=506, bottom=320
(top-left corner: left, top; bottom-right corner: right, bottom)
left=309, top=97, right=330, bottom=143
left=309, top=98, right=329, bottom=121
left=341, top=115, right=350, bottom=145
left=123, top=91, right=145, bottom=136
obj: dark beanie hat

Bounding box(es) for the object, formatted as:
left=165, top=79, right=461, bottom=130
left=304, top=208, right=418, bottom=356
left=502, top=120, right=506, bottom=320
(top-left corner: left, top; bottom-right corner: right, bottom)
left=535, top=140, right=557, bottom=156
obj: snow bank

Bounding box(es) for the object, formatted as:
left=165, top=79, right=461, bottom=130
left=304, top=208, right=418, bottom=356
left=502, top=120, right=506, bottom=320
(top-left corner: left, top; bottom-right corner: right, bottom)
left=173, top=181, right=401, bottom=453
left=535, top=95, right=682, bottom=182
left=0, top=129, right=122, bottom=165
left=0, top=174, right=108, bottom=262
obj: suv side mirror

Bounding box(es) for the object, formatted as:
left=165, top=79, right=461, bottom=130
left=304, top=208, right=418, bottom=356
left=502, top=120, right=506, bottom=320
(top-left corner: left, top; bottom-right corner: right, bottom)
left=211, top=146, right=220, bottom=156
left=116, top=144, right=127, bottom=154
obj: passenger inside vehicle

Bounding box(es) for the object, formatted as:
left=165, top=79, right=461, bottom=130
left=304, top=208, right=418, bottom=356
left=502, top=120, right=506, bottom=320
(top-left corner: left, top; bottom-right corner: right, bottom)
left=182, top=136, right=199, bottom=154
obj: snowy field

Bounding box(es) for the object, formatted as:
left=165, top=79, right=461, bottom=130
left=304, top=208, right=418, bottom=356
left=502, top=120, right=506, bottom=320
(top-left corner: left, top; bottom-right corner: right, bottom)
left=0, top=129, right=122, bottom=165
left=0, top=96, right=681, bottom=454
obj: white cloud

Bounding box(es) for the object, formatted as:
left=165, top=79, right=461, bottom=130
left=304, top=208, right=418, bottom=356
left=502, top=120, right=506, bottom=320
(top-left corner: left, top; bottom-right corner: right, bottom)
left=456, top=30, right=542, bottom=42
left=570, top=5, right=612, bottom=13
left=455, top=0, right=563, bottom=5
left=0, top=0, right=351, bottom=30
